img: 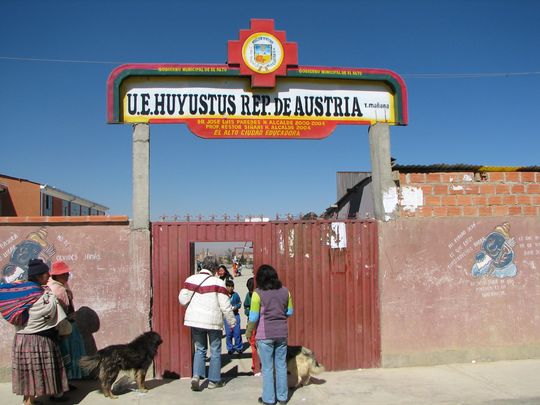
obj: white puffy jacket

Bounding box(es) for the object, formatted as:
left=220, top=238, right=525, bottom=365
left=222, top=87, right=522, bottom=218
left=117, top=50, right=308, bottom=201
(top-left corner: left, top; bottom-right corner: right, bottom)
left=179, top=269, right=236, bottom=330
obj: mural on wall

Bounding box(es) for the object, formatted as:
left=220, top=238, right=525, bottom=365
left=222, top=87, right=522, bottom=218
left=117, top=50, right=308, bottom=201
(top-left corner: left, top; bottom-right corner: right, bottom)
left=1, top=228, right=56, bottom=283
left=471, top=222, right=517, bottom=279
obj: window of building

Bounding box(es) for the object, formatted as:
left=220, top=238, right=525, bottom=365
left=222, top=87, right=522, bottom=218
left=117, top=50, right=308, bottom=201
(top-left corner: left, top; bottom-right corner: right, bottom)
left=70, top=203, right=81, bottom=216
left=42, top=194, right=53, bottom=216
left=81, top=206, right=89, bottom=216
left=62, top=200, right=70, bottom=216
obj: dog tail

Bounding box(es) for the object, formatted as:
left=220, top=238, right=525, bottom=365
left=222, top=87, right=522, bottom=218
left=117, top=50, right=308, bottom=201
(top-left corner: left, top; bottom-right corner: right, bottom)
left=78, top=354, right=101, bottom=373
left=309, top=359, right=325, bottom=375
left=301, top=347, right=325, bottom=375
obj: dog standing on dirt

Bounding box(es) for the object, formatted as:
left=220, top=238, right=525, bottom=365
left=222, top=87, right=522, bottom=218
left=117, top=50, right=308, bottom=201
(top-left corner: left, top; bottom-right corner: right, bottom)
left=79, top=331, right=163, bottom=399
left=287, top=345, right=325, bottom=388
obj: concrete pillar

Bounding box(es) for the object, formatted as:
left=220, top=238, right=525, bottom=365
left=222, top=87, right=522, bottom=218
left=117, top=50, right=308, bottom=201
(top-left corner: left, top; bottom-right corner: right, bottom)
left=132, top=123, right=150, bottom=230
left=369, top=123, right=396, bottom=221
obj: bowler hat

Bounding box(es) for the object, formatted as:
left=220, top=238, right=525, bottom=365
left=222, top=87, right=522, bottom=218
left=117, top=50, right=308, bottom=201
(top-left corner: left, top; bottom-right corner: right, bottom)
left=27, top=259, right=49, bottom=277
left=51, top=261, right=70, bottom=276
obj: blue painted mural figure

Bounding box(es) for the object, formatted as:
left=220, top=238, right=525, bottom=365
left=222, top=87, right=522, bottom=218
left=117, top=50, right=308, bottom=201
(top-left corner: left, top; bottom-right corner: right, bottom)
left=1, top=229, right=56, bottom=283
left=471, top=222, right=517, bottom=278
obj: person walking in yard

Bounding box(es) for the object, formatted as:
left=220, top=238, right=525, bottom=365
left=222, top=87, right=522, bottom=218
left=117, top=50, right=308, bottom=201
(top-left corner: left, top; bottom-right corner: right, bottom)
left=179, top=256, right=236, bottom=391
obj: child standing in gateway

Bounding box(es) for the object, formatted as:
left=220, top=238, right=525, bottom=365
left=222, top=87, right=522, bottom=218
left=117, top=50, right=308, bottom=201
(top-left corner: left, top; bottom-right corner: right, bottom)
left=224, top=279, right=243, bottom=354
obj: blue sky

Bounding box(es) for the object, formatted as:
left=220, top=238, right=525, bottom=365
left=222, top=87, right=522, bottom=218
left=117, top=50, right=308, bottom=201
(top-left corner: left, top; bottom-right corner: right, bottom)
left=1, top=0, right=539, bottom=220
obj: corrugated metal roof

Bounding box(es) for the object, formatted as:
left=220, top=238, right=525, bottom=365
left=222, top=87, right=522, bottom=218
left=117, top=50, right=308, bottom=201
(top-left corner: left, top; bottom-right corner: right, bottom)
left=394, top=164, right=540, bottom=173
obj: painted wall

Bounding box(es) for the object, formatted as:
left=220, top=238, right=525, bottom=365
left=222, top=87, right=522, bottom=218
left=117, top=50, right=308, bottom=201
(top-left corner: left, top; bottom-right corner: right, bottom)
left=0, top=220, right=151, bottom=381
left=379, top=216, right=540, bottom=367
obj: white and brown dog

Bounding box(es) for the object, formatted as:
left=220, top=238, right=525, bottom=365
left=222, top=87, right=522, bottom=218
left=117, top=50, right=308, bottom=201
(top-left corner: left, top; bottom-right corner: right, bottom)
left=286, top=346, right=325, bottom=388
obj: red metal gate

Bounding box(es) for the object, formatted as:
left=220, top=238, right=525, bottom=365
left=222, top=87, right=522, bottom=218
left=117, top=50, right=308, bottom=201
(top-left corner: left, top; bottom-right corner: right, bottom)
left=151, top=219, right=379, bottom=378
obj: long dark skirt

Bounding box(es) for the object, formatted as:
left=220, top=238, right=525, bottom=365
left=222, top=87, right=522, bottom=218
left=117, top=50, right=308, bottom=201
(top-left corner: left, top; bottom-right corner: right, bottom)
left=12, top=333, right=69, bottom=397
left=59, top=322, right=87, bottom=379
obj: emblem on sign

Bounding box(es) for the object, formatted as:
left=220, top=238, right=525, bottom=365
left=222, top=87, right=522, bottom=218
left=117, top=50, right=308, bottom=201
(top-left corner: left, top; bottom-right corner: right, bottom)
left=242, top=32, right=284, bottom=74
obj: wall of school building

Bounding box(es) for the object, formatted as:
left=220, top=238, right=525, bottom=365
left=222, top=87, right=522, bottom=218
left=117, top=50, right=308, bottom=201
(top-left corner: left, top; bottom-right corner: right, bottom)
left=379, top=170, right=540, bottom=366
left=0, top=169, right=538, bottom=380
left=0, top=217, right=151, bottom=381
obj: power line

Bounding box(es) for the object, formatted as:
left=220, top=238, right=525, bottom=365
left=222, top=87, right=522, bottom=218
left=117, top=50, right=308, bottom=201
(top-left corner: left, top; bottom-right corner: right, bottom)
left=0, top=56, right=123, bottom=65
left=1, top=56, right=539, bottom=79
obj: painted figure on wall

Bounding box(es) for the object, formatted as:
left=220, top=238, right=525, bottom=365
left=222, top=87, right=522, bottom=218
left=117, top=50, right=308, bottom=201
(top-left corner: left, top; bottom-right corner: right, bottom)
left=1, top=228, right=56, bottom=283
left=471, top=222, right=517, bottom=278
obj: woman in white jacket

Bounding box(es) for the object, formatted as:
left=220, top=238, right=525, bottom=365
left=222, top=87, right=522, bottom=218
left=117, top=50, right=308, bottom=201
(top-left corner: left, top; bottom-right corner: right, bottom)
left=179, top=256, right=236, bottom=391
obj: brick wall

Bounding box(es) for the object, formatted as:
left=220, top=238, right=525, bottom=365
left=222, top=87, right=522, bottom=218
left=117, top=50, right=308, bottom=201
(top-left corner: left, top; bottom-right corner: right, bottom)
left=397, top=171, right=540, bottom=218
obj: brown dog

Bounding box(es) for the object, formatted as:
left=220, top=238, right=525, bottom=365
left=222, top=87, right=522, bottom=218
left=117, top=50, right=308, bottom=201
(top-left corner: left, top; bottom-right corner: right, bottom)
left=286, top=345, right=325, bottom=388
left=79, top=331, right=162, bottom=399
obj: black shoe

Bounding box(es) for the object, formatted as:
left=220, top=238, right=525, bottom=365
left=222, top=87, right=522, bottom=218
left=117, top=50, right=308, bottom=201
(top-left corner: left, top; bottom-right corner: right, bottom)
left=191, top=377, right=201, bottom=392
left=228, top=350, right=234, bottom=355
left=278, top=401, right=288, bottom=405
left=68, top=384, right=77, bottom=391
left=258, top=397, right=275, bottom=405
left=50, top=395, right=69, bottom=402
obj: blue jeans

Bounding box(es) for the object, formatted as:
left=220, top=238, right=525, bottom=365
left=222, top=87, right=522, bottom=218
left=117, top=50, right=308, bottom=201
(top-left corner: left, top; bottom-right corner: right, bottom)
left=257, top=338, right=288, bottom=404
left=191, top=327, right=222, bottom=383
left=224, top=314, right=243, bottom=352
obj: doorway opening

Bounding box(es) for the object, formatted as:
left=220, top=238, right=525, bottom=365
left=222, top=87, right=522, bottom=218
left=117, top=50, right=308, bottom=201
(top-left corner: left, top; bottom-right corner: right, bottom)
left=192, top=241, right=256, bottom=377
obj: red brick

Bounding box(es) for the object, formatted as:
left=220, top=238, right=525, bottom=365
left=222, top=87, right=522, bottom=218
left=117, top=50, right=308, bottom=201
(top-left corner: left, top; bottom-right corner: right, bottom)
left=399, top=173, right=408, bottom=184
left=536, top=173, right=540, bottom=182
left=527, top=184, right=540, bottom=194
left=439, top=173, right=455, bottom=183
left=463, top=206, right=479, bottom=216
left=523, top=206, right=539, bottom=216
left=434, top=185, right=448, bottom=195
left=479, top=206, right=492, bottom=216
left=425, top=195, right=442, bottom=206
left=487, top=172, right=505, bottom=182
left=419, top=207, right=433, bottom=217
left=521, top=172, right=535, bottom=182
left=472, top=195, right=488, bottom=205
left=492, top=206, right=509, bottom=216
left=479, top=184, right=496, bottom=194
left=0, top=216, right=128, bottom=224
left=517, top=195, right=532, bottom=205
left=442, top=195, right=458, bottom=206
left=433, top=207, right=448, bottom=217
left=400, top=209, right=417, bottom=218
left=409, top=173, right=426, bottom=183
left=464, top=185, right=480, bottom=194
left=505, top=172, right=521, bottom=182
left=448, top=185, right=465, bottom=195
left=503, top=195, right=517, bottom=205
left=532, top=195, right=540, bottom=204
left=447, top=206, right=463, bottom=216
left=420, top=185, right=434, bottom=195
left=511, top=184, right=525, bottom=194
left=495, top=184, right=510, bottom=194
left=456, top=195, right=472, bottom=206
left=488, top=196, right=503, bottom=205
left=426, top=173, right=441, bottom=183
left=509, top=206, right=522, bottom=215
